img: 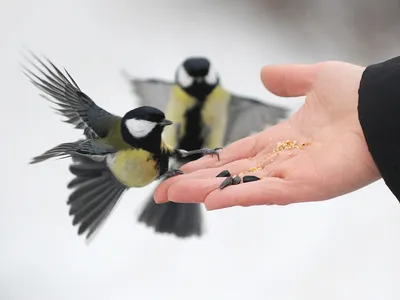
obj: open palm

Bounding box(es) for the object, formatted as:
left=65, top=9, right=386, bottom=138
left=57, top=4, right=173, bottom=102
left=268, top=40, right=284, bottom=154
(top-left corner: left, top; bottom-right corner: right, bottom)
left=154, top=61, right=381, bottom=210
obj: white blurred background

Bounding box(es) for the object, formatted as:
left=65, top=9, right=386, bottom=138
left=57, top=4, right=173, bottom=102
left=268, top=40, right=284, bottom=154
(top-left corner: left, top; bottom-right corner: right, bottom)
left=1, top=0, right=400, bottom=299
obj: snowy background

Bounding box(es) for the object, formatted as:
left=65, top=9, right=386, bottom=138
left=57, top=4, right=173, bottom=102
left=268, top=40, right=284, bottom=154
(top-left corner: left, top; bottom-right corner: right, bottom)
left=1, top=0, right=400, bottom=299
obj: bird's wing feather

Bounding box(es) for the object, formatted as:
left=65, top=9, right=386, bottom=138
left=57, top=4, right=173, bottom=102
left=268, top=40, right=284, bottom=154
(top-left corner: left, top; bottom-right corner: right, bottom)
left=76, top=139, right=118, bottom=156
left=224, top=93, right=290, bottom=145
left=22, top=52, right=121, bottom=139
left=128, top=78, right=174, bottom=110
left=30, top=139, right=118, bottom=164
left=67, top=156, right=127, bottom=240
left=73, top=139, right=119, bottom=162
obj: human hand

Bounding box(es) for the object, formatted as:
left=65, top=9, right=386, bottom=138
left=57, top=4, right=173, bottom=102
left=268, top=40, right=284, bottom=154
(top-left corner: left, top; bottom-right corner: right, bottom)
left=154, top=61, right=381, bottom=210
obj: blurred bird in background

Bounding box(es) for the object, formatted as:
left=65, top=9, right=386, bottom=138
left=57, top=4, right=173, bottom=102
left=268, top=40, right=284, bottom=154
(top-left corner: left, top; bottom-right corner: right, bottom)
left=123, top=57, right=289, bottom=238
left=23, top=52, right=221, bottom=240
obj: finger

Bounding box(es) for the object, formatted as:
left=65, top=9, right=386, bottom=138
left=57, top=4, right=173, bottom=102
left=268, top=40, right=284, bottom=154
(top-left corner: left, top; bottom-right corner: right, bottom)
left=204, top=177, right=301, bottom=210
left=160, top=167, right=267, bottom=205
left=180, top=134, right=259, bottom=173
left=154, top=157, right=258, bottom=203
left=260, top=63, right=320, bottom=97
left=167, top=178, right=224, bottom=204
left=165, top=169, right=267, bottom=204
left=165, top=176, right=299, bottom=209
left=165, top=170, right=266, bottom=205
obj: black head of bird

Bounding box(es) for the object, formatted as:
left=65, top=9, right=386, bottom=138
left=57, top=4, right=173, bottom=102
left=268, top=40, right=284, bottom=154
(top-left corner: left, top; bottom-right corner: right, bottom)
left=175, top=57, right=220, bottom=100
left=121, top=106, right=173, bottom=151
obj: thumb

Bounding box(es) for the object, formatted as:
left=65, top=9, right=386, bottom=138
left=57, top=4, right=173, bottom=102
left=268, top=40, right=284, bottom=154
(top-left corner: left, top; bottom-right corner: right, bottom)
left=260, top=63, right=321, bottom=97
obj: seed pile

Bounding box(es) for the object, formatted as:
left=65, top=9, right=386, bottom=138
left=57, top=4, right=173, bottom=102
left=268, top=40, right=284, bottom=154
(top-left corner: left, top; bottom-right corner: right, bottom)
left=244, top=139, right=312, bottom=174
left=273, top=139, right=312, bottom=153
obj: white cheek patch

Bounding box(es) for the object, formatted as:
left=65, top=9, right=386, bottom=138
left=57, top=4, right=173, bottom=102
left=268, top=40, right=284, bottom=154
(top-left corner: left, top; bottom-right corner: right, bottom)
left=177, top=66, right=193, bottom=88
left=125, top=118, right=157, bottom=138
left=205, top=66, right=218, bottom=85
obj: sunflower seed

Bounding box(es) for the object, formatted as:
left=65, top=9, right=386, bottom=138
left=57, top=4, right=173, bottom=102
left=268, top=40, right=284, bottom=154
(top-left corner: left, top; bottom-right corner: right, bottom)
left=232, top=176, right=241, bottom=185
left=243, top=175, right=260, bottom=183
left=219, top=176, right=234, bottom=189
left=216, top=170, right=231, bottom=177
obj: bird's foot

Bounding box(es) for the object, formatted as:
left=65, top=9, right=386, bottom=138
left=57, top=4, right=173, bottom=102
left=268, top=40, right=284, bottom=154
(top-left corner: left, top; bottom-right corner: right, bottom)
left=201, top=147, right=222, bottom=160
left=181, top=147, right=222, bottom=161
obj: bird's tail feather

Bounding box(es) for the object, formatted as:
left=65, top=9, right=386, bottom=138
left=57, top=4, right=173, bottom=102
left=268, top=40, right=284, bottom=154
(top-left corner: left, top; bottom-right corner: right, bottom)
left=67, top=156, right=127, bottom=239
left=30, top=140, right=84, bottom=164
left=138, top=182, right=203, bottom=238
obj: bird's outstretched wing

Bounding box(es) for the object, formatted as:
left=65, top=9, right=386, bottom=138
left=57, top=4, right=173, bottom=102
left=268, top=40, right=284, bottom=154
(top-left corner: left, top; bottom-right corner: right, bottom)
left=22, top=52, right=121, bottom=139
left=127, top=77, right=174, bottom=110
left=224, top=93, right=290, bottom=145
left=30, top=138, right=119, bottom=164
left=74, top=139, right=119, bottom=160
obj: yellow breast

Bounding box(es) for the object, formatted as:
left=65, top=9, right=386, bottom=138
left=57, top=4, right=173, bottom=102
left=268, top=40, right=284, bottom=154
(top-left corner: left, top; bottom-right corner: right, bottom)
left=162, top=85, right=197, bottom=146
left=107, top=149, right=159, bottom=188
left=201, top=85, right=230, bottom=148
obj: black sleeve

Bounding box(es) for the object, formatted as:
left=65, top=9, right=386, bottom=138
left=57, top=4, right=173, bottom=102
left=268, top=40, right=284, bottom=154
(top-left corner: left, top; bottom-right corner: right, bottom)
left=358, top=56, right=400, bottom=201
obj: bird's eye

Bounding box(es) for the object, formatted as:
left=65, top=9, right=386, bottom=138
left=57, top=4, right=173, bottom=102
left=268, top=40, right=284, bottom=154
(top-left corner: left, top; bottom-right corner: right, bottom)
left=177, top=66, right=193, bottom=88
left=205, top=66, right=218, bottom=85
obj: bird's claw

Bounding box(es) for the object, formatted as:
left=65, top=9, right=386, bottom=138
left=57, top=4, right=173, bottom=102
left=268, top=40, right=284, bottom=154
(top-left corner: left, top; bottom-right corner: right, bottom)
left=178, top=147, right=222, bottom=160
left=164, top=168, right=184, bottom=179
left=202, top=147, right=222, bottom=161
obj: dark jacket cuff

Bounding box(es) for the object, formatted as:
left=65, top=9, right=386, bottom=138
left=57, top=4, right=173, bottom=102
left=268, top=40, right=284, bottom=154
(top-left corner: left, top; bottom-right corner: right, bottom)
left=358, top=56, right=400, bottom=201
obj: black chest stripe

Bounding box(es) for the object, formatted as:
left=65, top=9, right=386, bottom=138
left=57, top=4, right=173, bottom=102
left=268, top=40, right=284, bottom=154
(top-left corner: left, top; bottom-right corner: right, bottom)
left=178, top=103, right=205, bottom=160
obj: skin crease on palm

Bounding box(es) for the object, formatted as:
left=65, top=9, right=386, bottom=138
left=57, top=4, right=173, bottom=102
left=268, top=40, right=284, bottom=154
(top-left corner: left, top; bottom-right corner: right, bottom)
left=153, top=61, right=382, bottom=210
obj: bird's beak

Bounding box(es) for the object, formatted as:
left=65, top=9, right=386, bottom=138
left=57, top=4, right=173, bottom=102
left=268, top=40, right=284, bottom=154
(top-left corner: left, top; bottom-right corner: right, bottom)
left=160, top=119, right=173, bottom=126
